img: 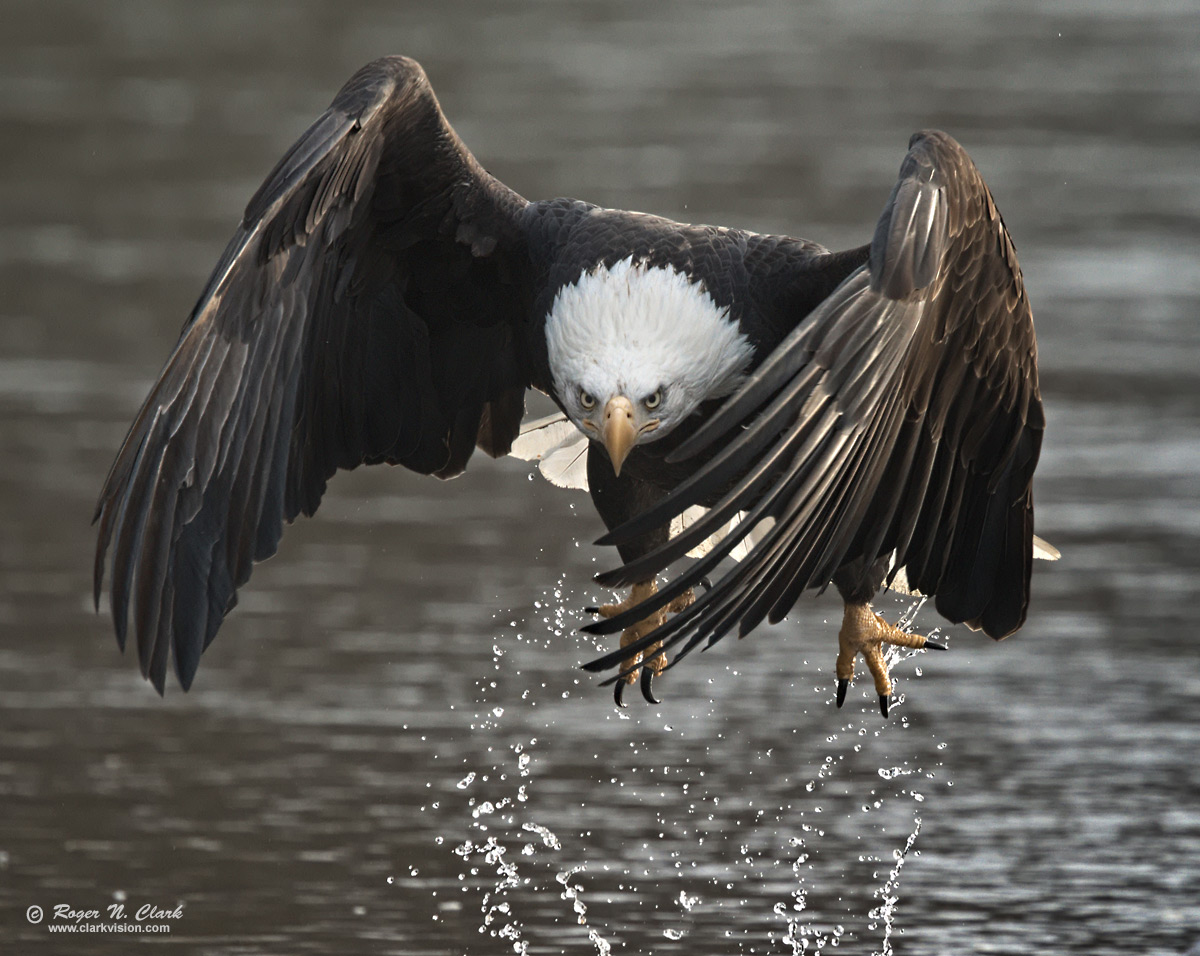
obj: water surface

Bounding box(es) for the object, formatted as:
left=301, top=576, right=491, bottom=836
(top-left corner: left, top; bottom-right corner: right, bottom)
left=2, top=1, right=1198, bottom=953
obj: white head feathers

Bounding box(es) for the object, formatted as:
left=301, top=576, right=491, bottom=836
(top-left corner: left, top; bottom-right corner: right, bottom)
left=544, top=257, right=754, bottom=438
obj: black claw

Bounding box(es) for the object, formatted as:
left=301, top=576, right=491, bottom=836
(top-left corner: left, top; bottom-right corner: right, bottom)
left=698, top=576, right=713, bottom=592
left=584, top=606, right=601, bottom=615
left=614, top=679, right=628, bottom=708
left=640, top=667, right=661, bottom=705
left=879, top=694, right=890, bottom=718
left=836, top=678, right=848, bottom=708
left=923, top=639, right=947, bottom=651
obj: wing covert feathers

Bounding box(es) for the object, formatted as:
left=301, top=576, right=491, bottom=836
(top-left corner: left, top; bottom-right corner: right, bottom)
left=95, top=57, right=531, bottom=692
left=586, top=130, right=1043, bottom=679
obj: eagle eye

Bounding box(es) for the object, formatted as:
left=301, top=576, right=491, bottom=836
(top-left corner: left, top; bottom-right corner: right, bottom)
left=579, top=390, right=596, bottom=410
left=643, top=388, right=663, bottom=410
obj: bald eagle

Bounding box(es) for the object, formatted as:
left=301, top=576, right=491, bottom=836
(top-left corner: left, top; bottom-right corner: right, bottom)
left=94, top=56, right=1050, bottom=715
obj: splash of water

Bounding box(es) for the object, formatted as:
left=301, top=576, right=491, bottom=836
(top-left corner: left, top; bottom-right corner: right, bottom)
left=437, top=576, right=618, bottom=953
left=869, top=816, right=922, bottom=956
left=437, top=551, right=943, bottom=953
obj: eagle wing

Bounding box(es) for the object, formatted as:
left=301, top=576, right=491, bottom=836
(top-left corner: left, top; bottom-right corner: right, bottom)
left=585, top=130, right=1043, bottom=678
left=94, top=56, right=532, bottom=692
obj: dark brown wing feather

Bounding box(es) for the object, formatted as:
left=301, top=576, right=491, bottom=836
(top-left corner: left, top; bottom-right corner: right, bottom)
left=584, top=130, right=1043, bottom=679
left=94, top=56, right=532, bottom=692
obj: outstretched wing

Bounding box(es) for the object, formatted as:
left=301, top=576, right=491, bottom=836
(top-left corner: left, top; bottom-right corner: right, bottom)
left=95, top=56, right=533, bottom=692
left=585, top=130, right=1043, bottom=680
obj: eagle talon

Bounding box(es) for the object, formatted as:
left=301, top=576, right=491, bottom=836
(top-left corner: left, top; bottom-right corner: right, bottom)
left=640, top=666, right=660, bottom=704
left=835, top=602, right=931, bottom=717
left=597, top=580, right=696, bottom=705
left=614, top=679, right=628, bottom=709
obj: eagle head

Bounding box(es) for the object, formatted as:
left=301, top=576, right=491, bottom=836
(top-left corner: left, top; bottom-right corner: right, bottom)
left=544, top=256, right=754, bottom=475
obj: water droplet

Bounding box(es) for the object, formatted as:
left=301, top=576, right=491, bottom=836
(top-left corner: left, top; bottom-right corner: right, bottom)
left=677, top=890, right=700, bottom=911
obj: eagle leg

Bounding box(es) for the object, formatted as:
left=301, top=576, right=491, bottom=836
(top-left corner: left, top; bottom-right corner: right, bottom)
left=834, top=602, right=946, bottom=717
left=592, top=580, right=695, bottom=707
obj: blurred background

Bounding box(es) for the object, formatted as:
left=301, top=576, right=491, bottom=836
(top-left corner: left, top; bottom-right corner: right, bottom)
left=2, top=0, right=1198, bottom=953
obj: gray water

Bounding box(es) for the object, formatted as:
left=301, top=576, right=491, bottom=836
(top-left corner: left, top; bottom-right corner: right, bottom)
left=2, top=1, right=1198, bottom=953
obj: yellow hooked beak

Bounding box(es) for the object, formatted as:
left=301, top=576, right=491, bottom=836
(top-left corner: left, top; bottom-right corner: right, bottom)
left=602, top=396, right=637, bottom=476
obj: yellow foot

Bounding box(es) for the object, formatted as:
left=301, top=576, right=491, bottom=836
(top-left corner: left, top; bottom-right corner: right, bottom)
left=590, top=580, right=695, bottom=707
left=835, top=602, right=946, bottom=717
